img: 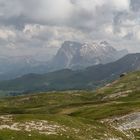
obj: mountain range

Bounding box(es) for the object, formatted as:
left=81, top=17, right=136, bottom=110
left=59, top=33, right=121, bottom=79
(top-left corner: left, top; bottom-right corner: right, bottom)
left=51, top=41, right=128, bottom=70
left=0, top=55, right=51, bottom=80
left=0, top=41, right=127, bottom=80
left=0, top=53, right=140, bottom=95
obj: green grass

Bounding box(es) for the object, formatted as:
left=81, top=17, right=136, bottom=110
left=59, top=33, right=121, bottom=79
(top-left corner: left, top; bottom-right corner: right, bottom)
left=0, top=71, right=139, bottom=139
left=0, top=130, right=74, bottom=140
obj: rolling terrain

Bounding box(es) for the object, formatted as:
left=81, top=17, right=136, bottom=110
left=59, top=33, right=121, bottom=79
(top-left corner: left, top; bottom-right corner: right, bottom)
left=0, top=41, right=127, bottom=81
left=0, top=53, right=140, bottom=96
left=0, top=71, right=139, bottom=139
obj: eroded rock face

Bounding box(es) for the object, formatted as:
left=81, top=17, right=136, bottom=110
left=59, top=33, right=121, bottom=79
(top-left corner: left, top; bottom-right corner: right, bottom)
left=0, top=115, right=76, bottom=136
left=102, top=112, right=140, bottom=140
left=117, top=113, right=140, bottom=131
left=51, top=41, right=128, bottom=70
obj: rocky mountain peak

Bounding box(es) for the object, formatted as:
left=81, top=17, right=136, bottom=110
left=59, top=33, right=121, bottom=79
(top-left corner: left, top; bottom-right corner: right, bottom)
left=51, top=40, right=128, bottom=70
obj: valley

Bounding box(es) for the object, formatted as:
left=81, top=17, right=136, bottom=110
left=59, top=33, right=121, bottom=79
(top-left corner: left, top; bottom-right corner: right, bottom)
left=0, top=53, right=140, bottom=96
left=0, top=41, right=127, bottom=81
left=0, top=71, right=139, bottom=139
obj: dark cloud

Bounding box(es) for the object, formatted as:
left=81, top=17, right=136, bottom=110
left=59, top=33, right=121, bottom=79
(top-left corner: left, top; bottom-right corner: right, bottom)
left=0, top=0, right=140, bottom=60
left=131, top=0, right=140, bottom=12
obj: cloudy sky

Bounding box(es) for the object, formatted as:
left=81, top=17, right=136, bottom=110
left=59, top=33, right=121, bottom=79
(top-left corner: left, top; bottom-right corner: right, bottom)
left=0, top=0, right=140, bottom=60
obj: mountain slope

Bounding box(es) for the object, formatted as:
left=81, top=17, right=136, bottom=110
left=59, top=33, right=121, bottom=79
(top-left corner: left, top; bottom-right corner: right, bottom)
left=0, top=53, right=140, bottom=95
left=0, top=41, right=127, bottom=80
left=0, top=71, right=139, bottom=139
left=0, top=55, right=52, bottom=80
left=51, top=41, right=128, bottom=70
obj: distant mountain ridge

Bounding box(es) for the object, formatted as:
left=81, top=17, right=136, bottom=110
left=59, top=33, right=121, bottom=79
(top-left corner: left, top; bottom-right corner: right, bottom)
left=0, top=55, right=51, bottom=80
left=0, top=53, right=140, bottom=95
left=0, top=40, right=128, bottom=80
left=51, top=41, right=128, bottom=70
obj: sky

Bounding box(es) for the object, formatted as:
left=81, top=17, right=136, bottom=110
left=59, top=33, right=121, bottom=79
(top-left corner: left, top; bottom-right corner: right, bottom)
left=0, top=0, right=140, bottom=60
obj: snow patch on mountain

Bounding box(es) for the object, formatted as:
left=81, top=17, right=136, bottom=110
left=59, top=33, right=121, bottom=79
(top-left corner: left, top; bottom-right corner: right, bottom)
left=51, top=41, right=128, bottom=70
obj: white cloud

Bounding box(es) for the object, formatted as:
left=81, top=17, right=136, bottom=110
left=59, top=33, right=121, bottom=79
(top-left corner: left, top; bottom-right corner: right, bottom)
left=39, top=0, right=74, bottom=20
left=0, top=0, right=140, bottom=59
left=0, top=28, right=16, bottom=39
left=72, top=0, right=130, bottom=13
left=111, top=0, right=130, bottom=11
left=104, top=24, right=114, bottom=35
left=23, top=24, right=45, bottom=38
left=74, top=0, right=105, bottom=12
left=0, top=0, right=22, bottom=17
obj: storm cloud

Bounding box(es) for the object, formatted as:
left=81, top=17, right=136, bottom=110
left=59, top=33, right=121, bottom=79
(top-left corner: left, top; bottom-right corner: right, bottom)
left=0, top=0, right=140, bottom=60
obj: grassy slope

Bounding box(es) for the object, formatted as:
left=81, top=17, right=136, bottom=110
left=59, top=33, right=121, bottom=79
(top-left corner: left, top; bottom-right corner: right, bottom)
left=0, top=71, right=139, bottom=139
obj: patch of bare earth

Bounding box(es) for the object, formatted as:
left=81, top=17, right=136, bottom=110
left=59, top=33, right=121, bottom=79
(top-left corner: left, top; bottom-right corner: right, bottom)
left=102, top=112, right=140, bottom=140
left=0, top=115, right=79, bottom=136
